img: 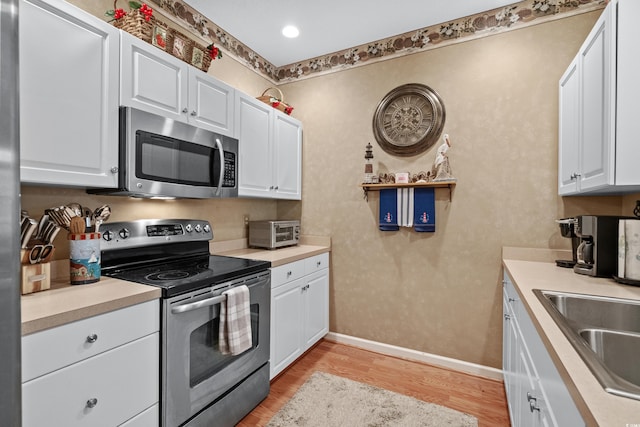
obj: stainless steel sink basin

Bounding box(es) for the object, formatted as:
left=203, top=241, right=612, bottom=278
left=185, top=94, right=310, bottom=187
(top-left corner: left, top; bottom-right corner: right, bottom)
left=533, top=290, right=640, bottom=400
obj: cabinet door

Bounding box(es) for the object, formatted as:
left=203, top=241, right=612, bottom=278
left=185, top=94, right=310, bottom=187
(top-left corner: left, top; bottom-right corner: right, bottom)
left=270, top=278, right=304, bottom=378
left=188, top=68, right=235, bottom=136
left=120, top=32, right=188, bottom=121
left=558, top=57, right=580, bottom=195
left=503, top=294, right=519, bottom=425
left=273, top=113, right=302, bottom=200
left=19, top=0, right=119, bottom=188
left=578, top=6, right=614, bottom=192
left=303, top=269, right=329, bottom=350
left=236, top=92, right=274, bottom=198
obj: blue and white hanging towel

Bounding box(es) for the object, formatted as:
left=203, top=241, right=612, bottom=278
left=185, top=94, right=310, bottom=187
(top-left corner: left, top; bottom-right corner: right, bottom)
left=379, top=189, right=399, bottom=231
left=397, top=188, right=414, bottom=227
left=414, top=187, right=435, bottom=232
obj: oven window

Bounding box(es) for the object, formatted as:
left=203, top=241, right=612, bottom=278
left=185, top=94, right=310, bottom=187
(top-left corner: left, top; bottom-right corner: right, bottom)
left=189, top=304, right=259, bottom=387
left=136, top=130, right=218, bottom=187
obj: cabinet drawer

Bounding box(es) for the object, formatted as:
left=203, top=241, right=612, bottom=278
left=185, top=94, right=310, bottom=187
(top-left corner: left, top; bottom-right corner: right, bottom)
left=23, top=333, right=159, bottom=427
left=120, top=404, right=158, bottom=427
left=23, top=299, right=159, bottom=382
left=271, top=260, right=305, bottom=288
left=305, top=253, right=329, bottom=275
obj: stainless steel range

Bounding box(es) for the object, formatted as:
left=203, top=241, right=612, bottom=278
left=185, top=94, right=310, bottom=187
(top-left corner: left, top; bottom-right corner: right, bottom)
left=100, top=219, right=271, bottom=427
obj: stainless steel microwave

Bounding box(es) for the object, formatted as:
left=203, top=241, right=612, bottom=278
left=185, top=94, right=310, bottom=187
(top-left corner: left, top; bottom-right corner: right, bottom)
left=89, top=107, right=238, bottom=199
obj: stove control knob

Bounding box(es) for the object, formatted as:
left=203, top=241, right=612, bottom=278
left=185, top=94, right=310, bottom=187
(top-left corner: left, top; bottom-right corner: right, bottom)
left=203, top=224, right=211, bottom=233
left=195, top=224, right=202, bottom=233
left=119, top=228, right=130, bottom=239
left=103, top=230, right=114, bottom=241
left=185, top=224, right=193, bottom=233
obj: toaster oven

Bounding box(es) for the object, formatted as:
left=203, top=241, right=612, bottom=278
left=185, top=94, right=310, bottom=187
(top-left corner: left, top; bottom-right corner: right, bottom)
left=249, top=220, right=300, bottom=249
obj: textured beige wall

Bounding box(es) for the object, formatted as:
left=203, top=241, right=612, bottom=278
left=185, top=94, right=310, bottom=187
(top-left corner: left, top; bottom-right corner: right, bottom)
left=276, top=11, right=640, bottom=368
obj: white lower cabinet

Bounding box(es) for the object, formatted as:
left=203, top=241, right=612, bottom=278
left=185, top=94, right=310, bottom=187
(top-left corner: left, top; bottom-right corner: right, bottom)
left=22, top=300, right=160, bottom=427
left=503, top=274, right=583, bottom=427
left=270, top=253, right=329, bottom=379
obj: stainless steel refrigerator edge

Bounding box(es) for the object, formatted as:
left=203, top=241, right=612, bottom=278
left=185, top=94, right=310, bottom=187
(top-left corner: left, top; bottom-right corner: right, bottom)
left=0, top=0, right=22, bottom=424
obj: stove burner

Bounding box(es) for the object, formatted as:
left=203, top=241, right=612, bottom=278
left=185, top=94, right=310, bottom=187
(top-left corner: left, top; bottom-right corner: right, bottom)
left=146, top=270, right=192, bottom=282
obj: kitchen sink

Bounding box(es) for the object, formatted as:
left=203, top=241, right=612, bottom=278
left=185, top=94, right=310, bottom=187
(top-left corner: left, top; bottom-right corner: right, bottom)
left=533, top=290, right=640, bottom=401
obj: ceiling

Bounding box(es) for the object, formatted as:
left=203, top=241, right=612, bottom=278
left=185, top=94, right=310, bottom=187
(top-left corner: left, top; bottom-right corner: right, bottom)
left=184, top=0, right=517, bottom=67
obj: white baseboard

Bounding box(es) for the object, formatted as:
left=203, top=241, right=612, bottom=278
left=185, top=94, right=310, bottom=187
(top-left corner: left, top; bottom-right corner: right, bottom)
left=324, top=332, right=504, bottom=381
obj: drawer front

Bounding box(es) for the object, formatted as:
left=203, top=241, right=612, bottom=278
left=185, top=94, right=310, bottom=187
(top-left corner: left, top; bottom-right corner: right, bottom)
left=271, top=260, right=305, bottom=288
left=23, top=299, right=159, bottom=382
left=23, top=333, right=159, bottom=427
left=120, top=404, right=158, bottom=427
left=305, top=253, right=329, bottom=275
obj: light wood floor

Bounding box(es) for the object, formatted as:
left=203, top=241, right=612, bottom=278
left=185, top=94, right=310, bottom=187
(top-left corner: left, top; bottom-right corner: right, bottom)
left=237, top=339, right=511, bottom=426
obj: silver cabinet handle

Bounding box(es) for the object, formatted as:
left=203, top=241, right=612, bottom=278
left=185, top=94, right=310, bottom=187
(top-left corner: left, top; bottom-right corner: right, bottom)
left=182, top=108, right=188, bottom=113
left=527, top=393, right=540, bottom=412
left=316, top=261, right=321, bottom=267
left=274, top=186, right=279, bottom=190
left=508, top=297, right=516, bottom=303
left=286, top=271, right=292, bottom=277
left=504, top=314, right=511, bottom=320
left=213, top=138, right=225, bottom=197
left=110, top=166, right=118, bottom=174
left=191, top=110, right=197, bottom=116
left=86, top=334, right=98, bottom=343
left=86, top=398, right=98, bottom=408
left=269, top=186, right=274, bottom=190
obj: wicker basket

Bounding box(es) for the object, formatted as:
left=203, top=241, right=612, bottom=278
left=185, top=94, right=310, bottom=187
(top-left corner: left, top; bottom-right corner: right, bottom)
left=165, top=28, right=194, bottom=63
left=257, top=87, right=294, bottom=115
left=185, top=42, right=212, bottom=73
left=112, top=7, right=155, bottom=44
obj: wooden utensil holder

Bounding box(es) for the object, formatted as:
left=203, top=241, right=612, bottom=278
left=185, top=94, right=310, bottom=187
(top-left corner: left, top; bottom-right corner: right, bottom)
left=21, top=262, right=51, bottom=295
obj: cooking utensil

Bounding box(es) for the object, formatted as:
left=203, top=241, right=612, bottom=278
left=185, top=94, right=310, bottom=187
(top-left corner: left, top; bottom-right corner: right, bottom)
left=67, top=202, right=82, bottom=217
left=93, top=204, right=111, bottom=232
left=69, top=216, right=85, bottom=234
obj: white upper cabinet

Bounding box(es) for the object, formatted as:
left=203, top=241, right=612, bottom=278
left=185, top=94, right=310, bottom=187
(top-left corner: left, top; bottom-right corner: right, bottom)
left=558, top=0, right=640, bottom=195
left=120, top=32, right=235, bottom=136
left=236, top=92, right=302, bottom=200
left=19, top=0, right=120, bottom=188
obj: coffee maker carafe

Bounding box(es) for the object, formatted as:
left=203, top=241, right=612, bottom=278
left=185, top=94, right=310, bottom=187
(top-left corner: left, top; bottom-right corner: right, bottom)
left=555, top=218, right=579, bottom=268
left=573, top=215, right=624, bottom=277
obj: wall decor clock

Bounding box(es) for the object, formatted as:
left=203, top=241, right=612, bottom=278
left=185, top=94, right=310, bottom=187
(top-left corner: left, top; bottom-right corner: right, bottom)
left=372, top=83, right=446, bottom=157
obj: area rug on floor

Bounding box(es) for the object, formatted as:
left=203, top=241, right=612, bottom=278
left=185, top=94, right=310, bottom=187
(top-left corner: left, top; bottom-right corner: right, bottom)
left=266, top=371, right=478, bottom=427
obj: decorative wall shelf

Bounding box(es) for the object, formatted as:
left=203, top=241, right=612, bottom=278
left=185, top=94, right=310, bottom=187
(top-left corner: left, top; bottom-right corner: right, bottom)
left=360, top=181, right=456, bottom=201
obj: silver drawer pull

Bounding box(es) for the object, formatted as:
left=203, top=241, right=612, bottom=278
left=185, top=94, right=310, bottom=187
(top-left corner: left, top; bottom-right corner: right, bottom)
left=287, top=271, right=292, bottom=277
left=86, top=334, right=98, bottom=343
left=86, top=398, right=98, bottom=409
left=316, top=261, right=321, bottom=267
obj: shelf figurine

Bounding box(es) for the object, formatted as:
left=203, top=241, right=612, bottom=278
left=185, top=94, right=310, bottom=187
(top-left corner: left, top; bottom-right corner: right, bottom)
left=363, top=143, right=378, bottom=184
left=430, top=133, right=456, bottom=182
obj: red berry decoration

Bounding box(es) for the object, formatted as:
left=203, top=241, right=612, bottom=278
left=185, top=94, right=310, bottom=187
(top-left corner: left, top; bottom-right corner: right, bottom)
left=113, top=8, right=126, bottom=20
left=139, top=4, right=153, bottom=21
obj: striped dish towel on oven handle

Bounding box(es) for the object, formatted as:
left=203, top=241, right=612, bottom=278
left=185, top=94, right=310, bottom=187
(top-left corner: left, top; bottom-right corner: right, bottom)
left=219, top=285, right=252, bottom=355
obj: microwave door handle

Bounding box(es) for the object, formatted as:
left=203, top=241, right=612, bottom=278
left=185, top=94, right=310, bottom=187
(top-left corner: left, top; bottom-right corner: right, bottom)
left=171, top=293, right=226, bottom=314
left=213, top=138, right=225, bottom=196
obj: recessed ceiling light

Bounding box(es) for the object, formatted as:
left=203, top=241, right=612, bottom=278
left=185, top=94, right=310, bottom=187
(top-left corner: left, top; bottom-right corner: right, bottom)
left=282, top=25, right=299, bottom=38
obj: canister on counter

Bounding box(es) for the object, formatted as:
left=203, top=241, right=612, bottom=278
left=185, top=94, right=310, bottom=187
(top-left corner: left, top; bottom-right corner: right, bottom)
left=68, top=233, right=101, bottom=284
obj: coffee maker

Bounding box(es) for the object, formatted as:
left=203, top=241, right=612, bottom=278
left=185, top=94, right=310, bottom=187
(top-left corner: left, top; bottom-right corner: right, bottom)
left=555, top=218, right=579, bottom=268
left=573, top=215, right=624, bottom=277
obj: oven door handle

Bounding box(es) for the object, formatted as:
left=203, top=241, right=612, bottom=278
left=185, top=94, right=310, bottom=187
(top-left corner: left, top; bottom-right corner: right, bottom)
left=214, top=138, right=224, bottom=197
left=171, top=293, right=226, bottom=314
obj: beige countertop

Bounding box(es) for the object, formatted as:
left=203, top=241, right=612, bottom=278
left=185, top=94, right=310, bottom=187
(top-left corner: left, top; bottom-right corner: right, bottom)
left=21, top=236, right=330, bottom=336
left=502, top=247, right=640, bottom=427
left=211, top=235, right=331, bottom=267
left=21, top=273, right=161, bottom=336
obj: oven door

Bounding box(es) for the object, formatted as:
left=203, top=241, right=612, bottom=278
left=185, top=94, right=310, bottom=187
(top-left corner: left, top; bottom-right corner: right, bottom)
left=162, top=272, right=270, bottom=427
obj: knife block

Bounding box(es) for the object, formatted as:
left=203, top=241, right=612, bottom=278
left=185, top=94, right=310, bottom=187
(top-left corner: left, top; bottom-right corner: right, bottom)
left=21, top=262, right=51, bottom=295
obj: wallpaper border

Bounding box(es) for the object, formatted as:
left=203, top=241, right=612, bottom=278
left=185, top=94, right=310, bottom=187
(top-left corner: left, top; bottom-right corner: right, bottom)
left=151, top=0, right=606, bottom=84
